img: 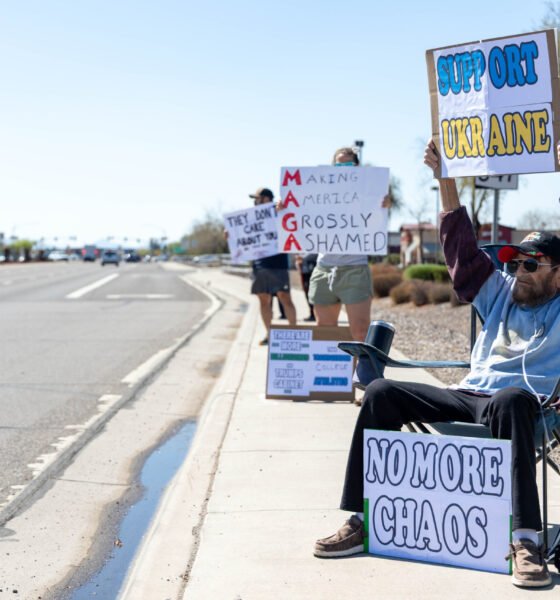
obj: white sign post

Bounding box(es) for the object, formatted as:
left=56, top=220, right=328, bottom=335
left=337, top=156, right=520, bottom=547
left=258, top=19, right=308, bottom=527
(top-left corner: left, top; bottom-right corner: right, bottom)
left=363, top=430, right=512, bottom=574
left=278, top=166, right=389, bottom=255
left=224, top=204, right=279, bottom=264
left=427, top=30, right=560, bottom=177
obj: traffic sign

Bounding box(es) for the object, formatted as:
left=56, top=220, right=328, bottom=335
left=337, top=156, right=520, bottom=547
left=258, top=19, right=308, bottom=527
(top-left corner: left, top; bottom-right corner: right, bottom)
left=475, top=175, right=518, bottom=190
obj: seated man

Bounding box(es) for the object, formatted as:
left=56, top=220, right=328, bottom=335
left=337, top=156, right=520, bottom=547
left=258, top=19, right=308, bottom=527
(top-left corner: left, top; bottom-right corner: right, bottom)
left=314, top=140, right=560, bottom=589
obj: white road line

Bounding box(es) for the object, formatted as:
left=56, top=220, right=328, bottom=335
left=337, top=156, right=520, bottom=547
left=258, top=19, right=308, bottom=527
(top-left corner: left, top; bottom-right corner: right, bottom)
left=106, top=294, right=174, bottom=300
left=121, top=348, right=175, bottom=387
left=121, top=275, right=222, bottom=388
left=0, top=394, right=122, bottom=511
left=66, top=274, right=120, bottom=299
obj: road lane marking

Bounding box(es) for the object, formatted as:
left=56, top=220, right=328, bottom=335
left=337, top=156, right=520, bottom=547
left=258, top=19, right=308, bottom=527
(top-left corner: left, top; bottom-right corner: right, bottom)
left=106, top=294, right=174, bottom=300
left=0, top=394, right=123, bottom=512
left=66, top=274, right=120, bottom=299
left=26, top=394, right=123, bottom=479
left=121, top=348, right=175, bottom=387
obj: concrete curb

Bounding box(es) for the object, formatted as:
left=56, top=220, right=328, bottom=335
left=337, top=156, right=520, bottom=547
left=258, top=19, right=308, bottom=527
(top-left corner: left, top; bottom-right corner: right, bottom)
left=117, top=282, right=259, bottom=599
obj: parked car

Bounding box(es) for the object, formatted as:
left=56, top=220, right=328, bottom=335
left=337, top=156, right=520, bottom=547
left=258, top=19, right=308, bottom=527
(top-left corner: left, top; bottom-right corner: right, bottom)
left=101, top=250, right=120, bottom=266
left=48, top=251, right=70, bottom=262
left=192, top=254, right=221, bottom=266
left=124, top=251, right=141, bottom=263
left=83, top=245, right=97, bottom=262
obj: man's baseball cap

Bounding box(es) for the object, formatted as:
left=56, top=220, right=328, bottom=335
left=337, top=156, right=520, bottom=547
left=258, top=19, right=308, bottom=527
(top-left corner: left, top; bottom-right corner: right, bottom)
left=497, top=231, right=560, bottom=263
left=249, top=187, right=274, bottom=200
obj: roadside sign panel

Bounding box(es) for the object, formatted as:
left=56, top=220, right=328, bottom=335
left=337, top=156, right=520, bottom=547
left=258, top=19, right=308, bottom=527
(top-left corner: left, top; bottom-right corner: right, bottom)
left=475, top=175, right=519, bottom=190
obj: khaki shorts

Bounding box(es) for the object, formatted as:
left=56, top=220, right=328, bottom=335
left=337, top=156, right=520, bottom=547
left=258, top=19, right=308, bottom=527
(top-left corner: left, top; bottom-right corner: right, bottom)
left=308, top=264, right=372, bottom=306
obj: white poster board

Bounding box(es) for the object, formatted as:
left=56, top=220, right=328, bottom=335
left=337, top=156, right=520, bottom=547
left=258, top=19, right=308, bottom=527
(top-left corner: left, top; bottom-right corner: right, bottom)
left=266, top=326, right=354, bottom=400
left=427, top=29, right=560, bottom=177
left=278, top=166, right=389, bottom=255
left=363, top=430, right=512, bottom=574
left=224, top=204, right=279, bottom=264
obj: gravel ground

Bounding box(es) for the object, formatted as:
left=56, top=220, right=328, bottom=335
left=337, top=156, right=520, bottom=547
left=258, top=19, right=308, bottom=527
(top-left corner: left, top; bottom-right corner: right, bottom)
left=370, top=296, right=473, bottom=386
left=370, top=296, right=560, bottom=467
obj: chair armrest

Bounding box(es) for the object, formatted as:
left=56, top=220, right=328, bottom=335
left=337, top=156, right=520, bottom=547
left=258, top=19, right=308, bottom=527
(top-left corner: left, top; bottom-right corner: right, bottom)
left=338, top=342, right=470, bottom=370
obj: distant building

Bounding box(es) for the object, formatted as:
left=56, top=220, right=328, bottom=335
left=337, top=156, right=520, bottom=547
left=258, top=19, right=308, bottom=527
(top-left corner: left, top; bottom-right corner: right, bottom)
left=399, top=223, right=439, bottom=266
left=477, top=224, right=515, bottom=244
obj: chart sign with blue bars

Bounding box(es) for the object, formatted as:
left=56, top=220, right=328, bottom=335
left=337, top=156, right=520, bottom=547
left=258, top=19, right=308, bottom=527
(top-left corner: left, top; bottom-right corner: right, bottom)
left=426, top=29, right=560, bottom=177
left=266, top=325, right=354, bottom=401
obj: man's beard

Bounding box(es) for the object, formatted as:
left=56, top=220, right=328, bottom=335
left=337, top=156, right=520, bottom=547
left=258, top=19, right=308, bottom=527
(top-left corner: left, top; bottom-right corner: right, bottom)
left=512, top=274, right=557, bottom=307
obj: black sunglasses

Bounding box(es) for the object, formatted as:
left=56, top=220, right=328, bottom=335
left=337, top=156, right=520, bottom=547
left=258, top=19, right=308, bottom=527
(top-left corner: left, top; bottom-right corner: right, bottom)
left=505, top=258, right=556, bottom=274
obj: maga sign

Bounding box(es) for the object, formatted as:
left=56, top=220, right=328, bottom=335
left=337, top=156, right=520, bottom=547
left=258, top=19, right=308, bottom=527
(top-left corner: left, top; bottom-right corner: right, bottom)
left=427, top=29, right=560, bottom=177
left=224, top=204, right=278, bottom=264
left=278, top=166, right=389, bottom=255
left=364, top=430, right=512, bottom=574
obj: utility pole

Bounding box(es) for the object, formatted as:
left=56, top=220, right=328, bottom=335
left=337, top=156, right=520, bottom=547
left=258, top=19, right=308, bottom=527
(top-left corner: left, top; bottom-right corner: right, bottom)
left=354, top=140, right=364, bottom=165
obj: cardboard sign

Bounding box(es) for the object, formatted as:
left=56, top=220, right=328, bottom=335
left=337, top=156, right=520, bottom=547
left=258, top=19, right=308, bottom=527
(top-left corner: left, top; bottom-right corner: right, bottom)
left=278, top=166, right=389, bottom=255
left=224, top=204, right=278, bottom=264
left=427, top=29, right=560, bottom=177
left=363, top=429, right=512, bottom=574
left=266, top=325, right=354, bottom=401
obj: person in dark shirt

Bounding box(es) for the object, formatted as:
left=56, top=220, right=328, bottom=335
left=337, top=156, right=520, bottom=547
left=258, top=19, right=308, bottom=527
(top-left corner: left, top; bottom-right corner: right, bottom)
left=249, top=188, right=296, bottom=345
left=312, top=141, right=560, bottom=588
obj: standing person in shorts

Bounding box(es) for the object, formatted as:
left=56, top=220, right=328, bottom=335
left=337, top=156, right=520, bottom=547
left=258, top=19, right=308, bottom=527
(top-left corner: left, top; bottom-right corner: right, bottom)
left=308, top=147, right=390, bottom=342
left=249, top=187, right=297, bottom=345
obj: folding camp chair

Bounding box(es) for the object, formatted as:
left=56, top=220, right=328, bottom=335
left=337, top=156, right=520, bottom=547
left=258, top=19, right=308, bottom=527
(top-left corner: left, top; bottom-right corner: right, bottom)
left=338, top=244, right=560, bottom=570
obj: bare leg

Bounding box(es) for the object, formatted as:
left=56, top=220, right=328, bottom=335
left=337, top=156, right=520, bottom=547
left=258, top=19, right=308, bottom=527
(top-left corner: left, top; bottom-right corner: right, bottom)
left=314, top=303, right=341, bottom=327
left=345, top=298, right=372, bottom=341
left=276, top=291, right=297, bottom=326
left=257, top=293, right=273, bottom=334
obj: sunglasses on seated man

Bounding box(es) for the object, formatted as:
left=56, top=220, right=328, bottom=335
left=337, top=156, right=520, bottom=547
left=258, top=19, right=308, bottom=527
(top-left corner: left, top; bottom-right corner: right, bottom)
left=506, top=258, right=559, bottom=274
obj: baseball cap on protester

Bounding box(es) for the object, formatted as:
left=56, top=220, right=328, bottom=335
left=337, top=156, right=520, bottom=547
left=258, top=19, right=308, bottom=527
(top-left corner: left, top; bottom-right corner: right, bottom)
left=248, top=187, right=274, bottom=200
left=497, top=231, right=560, bottom=264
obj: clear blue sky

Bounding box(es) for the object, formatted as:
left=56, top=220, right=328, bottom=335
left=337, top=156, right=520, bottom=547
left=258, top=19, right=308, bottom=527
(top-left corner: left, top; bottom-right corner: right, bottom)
left=1, top=0, right=558, bottom=244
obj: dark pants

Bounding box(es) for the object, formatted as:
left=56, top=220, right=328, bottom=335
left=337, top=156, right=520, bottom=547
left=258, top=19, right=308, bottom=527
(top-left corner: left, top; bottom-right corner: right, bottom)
left=340, top=379, right=541, bottom=530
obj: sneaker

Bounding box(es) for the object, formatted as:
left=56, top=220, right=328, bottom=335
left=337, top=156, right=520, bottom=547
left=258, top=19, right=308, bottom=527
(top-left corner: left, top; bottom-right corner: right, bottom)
left=303, top=315, right=316, bottom=322
left=314, top=515, right=365, bottom=558
left=259, top=337, right=269, bottom=346
left=507, top=539, right=552, bottom=588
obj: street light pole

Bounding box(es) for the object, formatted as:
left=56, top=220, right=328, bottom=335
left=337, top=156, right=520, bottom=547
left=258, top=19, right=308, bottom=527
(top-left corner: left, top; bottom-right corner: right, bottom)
left=431, top=184, right=440, bottom=261
left=354, top=139, right=364, bottom=165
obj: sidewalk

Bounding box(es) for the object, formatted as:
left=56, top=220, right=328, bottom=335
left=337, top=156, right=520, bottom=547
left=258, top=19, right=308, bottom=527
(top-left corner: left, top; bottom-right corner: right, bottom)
left=120, top=267, right=560, bottom=599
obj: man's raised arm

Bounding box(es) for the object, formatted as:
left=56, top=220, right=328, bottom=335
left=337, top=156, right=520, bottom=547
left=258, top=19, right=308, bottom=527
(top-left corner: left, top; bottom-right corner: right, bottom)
left=424, top=139, right=494, bottom=303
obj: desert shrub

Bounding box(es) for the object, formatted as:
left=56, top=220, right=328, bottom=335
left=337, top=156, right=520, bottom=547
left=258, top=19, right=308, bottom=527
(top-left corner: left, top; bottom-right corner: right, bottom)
left=383, top=253, right=401, bottom=266
left=450, top=289, right=469, bottom=307
left=370, top=262, right=400, bottom=277
left=427, top=282, right=452, bottom=304
left=373, top=273, right=403, bottom=298
left=390, top=281, right=413, bottom=304
left=403, top=263, right=450, bottom=283
left=410, top=282, right=429, bottom=306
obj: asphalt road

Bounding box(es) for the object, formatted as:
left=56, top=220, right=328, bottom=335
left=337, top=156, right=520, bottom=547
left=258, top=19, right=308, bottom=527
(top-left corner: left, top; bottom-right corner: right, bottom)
left=0, top=261, right=210, bottom=510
